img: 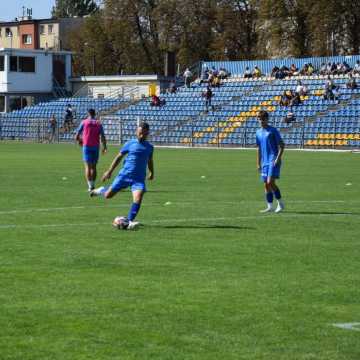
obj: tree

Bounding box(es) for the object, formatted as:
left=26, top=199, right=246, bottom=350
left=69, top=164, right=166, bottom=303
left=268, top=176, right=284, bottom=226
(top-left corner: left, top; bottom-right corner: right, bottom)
left=67, top=0, right=360, bottom=76
left=52, top=0, right=99, bottom=18
left=257, top=0, right=312, bottom=58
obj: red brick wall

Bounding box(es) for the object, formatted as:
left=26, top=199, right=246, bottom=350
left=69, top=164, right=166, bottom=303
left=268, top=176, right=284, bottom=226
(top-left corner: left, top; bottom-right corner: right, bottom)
left=18, top=23, right=38, bottom=49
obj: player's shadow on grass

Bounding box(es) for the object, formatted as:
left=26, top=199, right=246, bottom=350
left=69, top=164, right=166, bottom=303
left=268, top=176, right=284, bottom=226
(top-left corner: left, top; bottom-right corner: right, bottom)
left=286, top=211, right=360, bottom=216
left=157, top=224, right=255, bottom=230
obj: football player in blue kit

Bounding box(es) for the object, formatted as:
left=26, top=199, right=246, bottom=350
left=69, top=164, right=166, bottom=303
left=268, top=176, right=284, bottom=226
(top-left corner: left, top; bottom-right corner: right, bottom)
left=90, top=122, right=154, bottom=229
left=256, top=110, right=285, bottom=213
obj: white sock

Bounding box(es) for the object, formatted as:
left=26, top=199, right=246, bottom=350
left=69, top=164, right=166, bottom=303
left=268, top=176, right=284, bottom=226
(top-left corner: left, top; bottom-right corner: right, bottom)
left=267, top=202, right=273, bottom=209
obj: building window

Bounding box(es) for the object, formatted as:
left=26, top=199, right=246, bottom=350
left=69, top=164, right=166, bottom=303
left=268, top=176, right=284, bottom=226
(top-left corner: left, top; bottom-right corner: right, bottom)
left=10, top=56, right=17, bottom=71
left=0, top=96, right=5, bottom=112
left=0, top=28, right=2, bottom=37
left=0, top=56, right=4, bottom=71
left=40, top=25, right=45, bottom=35
left=5, top=28, right=12, bottom=37
left=22, top=34, right=32, bottom=45
left=19, top=57, right=35, bottom=72
left=48, top=25, right=53, bottom=34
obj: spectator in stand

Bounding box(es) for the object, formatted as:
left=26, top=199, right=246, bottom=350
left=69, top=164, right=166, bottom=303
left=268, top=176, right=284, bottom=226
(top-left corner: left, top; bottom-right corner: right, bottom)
left=325, top=76, right=335, bottom=91
left=330, top=62, right=337, bottom=75
left=244, top=66, right=252, bottom=78
left=207, top=72, right=214, bottom=85
left=347, top=73, right=358, bottom=89
left=277, top=66, right=289, bottom=79
left=342, top=61, right=351, bottom=74
left=49, top=115, right=57, bottom=143
left=332, top=86, right=340, bottom=101
left=211, top=66, right=219, bottom=77
left=307, top=63, right=314, bottom=75
left=218, top=67, right=229, bottom=79
left=150, top=95, right=166, bottom=107
left=290, top=63, right=298, bottom=76
left=200, top=66, right=209, bottom=84
left=300, top=63, right=309, bottom=76
left=284, top=111, right=296, bottom=124
left=295, top=81, right=308, bottom=96
left=64, top=104, right=74, bottom=132
left=202, top=85, right=214, bottom=112
left=168, top=81, right=177, bottom=94
left=290, top=91, right=302, bottom=106
left=324, top=78, right=336, bottom=100
left=212, top=75, right=221, bottom=87
left=280, top=65, right=291, bottom=77
left=253, top=65, right=262, bottom=78
left=150, top=95, right=160, bottom=106
left=353, top=60, right=360, bottom=75
left=336, top=62, right=344, bottom=75
left=279, top=91, right=292, bottom=106
left=271, top=66, right=280, bottom=78
left=183, top=68, right=193, bottom=88
left=319, top=62, right=327, bottom=75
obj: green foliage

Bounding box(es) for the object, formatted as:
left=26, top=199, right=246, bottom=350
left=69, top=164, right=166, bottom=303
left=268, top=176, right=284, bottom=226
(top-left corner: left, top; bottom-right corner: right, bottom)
left=65, top=0, right=360, bottom=75
left=52, top=0, right=99, bottom=18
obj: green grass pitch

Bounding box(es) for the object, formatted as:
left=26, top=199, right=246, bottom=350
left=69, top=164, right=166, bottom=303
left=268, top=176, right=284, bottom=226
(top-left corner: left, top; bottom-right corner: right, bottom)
left=0, top=142, right=359, bottom=360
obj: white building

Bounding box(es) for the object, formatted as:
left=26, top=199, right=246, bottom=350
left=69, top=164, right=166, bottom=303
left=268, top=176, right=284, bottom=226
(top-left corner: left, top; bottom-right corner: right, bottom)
left=70, top=75, right=165, bottom=100
left=0, top=48, right=72, bottom=112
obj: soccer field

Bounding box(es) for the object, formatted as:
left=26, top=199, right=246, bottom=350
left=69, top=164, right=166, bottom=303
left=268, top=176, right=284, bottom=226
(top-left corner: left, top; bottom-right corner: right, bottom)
left=0, top=142, right=359, bottom=360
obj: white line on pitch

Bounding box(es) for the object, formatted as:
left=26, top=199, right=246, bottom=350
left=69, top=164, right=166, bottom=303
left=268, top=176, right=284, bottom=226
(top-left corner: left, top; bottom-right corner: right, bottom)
left=0, top=213, right=359, bottom=230
left=0, top=200, right=356, bottom=216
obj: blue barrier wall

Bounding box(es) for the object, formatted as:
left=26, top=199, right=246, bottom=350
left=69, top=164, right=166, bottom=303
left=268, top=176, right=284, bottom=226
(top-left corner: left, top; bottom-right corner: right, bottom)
left=203, top=55, right=360, bottom=76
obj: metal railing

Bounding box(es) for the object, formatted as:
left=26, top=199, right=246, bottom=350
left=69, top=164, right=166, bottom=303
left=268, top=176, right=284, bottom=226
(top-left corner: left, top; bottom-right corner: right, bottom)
left=99, top=116, right=359, bottom=149
left=0, top=114, right=358, bottom=149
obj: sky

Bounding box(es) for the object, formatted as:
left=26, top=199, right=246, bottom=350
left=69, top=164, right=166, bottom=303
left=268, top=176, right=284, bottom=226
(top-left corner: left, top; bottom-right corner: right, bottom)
left=0, top=0, right=55, bottom=22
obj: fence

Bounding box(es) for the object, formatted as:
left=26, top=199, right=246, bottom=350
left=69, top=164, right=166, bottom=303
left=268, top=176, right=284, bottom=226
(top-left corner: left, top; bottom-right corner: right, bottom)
left=0, top=115, right=73, bottom=143
left=0, top=114, right=358, bottom=149
left=100, top=116, right=360, bottom=149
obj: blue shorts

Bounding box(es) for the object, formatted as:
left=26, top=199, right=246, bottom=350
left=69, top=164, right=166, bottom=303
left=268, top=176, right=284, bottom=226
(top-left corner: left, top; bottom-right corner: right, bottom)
left=261, top=162, right=281, bottom=182
left=83, top=146, right=99, bottom=164
left=110, top=174, right=146, bottom=193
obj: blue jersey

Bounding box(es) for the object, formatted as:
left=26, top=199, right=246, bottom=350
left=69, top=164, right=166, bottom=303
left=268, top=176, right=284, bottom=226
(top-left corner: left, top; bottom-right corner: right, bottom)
left=256, top=126, right=283, bottom=165
left=119, top=139, right=154, bottom=181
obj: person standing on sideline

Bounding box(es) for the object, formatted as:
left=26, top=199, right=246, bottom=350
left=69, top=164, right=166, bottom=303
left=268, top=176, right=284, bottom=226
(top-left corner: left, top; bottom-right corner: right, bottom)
left=256, top=110, right=285, bottom=213
left=49, top=115, right=57, bottom=143
left=75, top=109, right=107, bottom=192
left=90, top=122, right=154, bottom=230
left=64, top=104, right=74, bottom=132
left=203, top=85, right=213, bottom=111
left=183, top=68, right=193, bottom=88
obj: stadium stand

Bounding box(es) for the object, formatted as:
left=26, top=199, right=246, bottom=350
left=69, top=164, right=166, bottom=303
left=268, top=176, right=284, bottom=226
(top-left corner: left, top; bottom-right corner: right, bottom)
left=1, top=56, right=359, bottom=149
left=103, top=74, right=359, bottom=148
left=0, top=97, right=126, bottom=141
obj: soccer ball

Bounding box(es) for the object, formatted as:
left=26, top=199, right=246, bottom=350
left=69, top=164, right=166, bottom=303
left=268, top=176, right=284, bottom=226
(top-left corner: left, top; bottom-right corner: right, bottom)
left=113, top=216, right=129, bottom=230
